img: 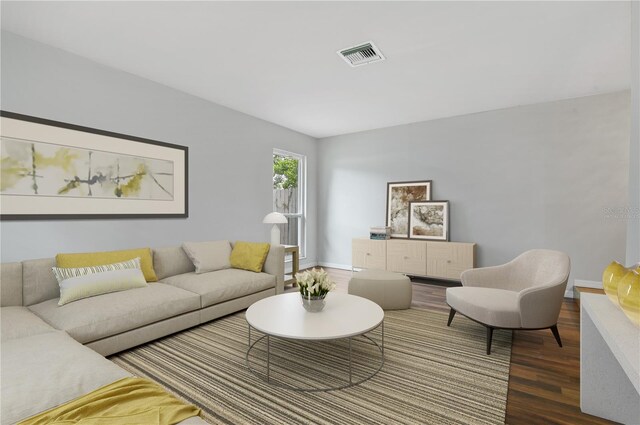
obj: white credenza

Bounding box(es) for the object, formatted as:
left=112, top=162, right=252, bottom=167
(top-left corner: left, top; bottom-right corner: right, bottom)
left=352, top=238, right=387, bottom=271
left=352, top=238, right=476, bottom=281
left=580, top=294, right=640, bottom=424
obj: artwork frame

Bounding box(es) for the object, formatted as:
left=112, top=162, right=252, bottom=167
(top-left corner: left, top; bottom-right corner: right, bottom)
left=408, top=200, right=450, bottom=241
left=0, top=111, right=188, bottom=220
left=386, top=180, right=432, bottom=238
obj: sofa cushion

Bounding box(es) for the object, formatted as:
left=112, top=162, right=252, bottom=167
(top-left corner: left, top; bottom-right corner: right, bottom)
left=1, top=307, right=56, bottom=342
left=28, top=283, right=200, bottom=344
left=56, top=248, right=158, bottom=282
left=161, top=269, right=275, bottom=308
left=446, top=287, right=522, bottom=328
left=182, top=241, right=231, bottom=274
left=23, top=257, right=59, bottom=306
left=153, top=246, right=195, bottom=280
left=1, top=262, right=23, bottom=307
left=1, top=331, right=131, bottom=425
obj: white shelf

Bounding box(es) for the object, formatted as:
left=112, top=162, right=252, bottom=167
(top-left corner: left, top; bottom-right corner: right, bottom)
left=580, top=293, right=640, bottom=423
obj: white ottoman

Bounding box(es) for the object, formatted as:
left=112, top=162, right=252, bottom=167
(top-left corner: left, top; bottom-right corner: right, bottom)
left=348, top=270, right=412, bottom=310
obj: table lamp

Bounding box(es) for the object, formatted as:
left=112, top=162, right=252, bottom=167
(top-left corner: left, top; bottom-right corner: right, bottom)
left=263, top=212, right=288, bottom=246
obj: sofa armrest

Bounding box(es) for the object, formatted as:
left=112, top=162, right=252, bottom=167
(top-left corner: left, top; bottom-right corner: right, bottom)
left=263, top=245, right=285, bottom=294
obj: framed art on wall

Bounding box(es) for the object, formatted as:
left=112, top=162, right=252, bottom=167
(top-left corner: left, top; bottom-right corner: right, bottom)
left=386, top=180, right=432, bottom=238
left=0, top=111, right=188, bottom=220
left=408, top=200, right=449, bottom=241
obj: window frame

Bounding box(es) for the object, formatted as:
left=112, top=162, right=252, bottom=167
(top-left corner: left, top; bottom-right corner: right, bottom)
left=273, top=148, right=306, bottom=259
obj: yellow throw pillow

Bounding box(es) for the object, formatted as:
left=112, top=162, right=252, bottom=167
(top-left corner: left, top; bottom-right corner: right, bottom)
left=56, top=248, right=158, bottom=282
left=230, top=242, right=270, bottom=273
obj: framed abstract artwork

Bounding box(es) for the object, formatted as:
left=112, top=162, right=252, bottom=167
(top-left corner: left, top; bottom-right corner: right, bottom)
left=408, top=200, right=449, bottom=241
left=0, top=111, right=188, bottom=220
left=386, top=180, right=432, bottom=238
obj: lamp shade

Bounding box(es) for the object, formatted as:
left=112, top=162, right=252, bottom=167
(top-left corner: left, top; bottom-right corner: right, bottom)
left=262, top=212, right=288, bottom=224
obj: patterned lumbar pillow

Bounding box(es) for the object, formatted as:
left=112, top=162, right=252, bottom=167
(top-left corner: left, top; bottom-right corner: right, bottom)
left=52, top=258, right=147, bottom=306
left=55, top=248, right=158, bottom=282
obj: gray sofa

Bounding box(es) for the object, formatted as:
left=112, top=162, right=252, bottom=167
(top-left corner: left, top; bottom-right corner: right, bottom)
left=0, top=242, right=284, bottom=424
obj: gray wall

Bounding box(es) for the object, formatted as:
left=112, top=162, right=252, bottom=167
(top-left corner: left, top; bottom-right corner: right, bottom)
left=1, top=30, right=633, bottom=284
left=317, top=91, right=630, bottom=285
left=627, top=2, right=640, bottom=266
left=0, top=32, right=318, bottom=264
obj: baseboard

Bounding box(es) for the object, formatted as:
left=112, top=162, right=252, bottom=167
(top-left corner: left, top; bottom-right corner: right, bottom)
left=284, top=258, right=317, bottom=274
left=316, top=262, right=352, bottom=271
left=299, top=259, right=317, bottom=270
left=574, top=279, right=602, bottom=289
left=563, top=280, right=601, bottom=299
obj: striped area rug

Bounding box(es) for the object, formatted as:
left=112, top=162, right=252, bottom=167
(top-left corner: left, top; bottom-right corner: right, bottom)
left=110, top=308, right=512, bottom=425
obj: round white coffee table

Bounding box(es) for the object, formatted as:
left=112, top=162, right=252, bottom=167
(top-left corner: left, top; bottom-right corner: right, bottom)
left=245, top=292, right=384, bottom=392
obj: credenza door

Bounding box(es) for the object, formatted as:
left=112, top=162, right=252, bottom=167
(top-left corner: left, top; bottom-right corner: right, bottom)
left=426, top=242, right=475, bottom=280
left=352, top=238, right=387, bottom=270
left=387, top=239, right=427, bottom=275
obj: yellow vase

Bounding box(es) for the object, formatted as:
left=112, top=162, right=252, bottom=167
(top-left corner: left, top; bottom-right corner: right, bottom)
left=617, top=270, right=640, bottom=327
left=602, top=261, right=628, bottom=306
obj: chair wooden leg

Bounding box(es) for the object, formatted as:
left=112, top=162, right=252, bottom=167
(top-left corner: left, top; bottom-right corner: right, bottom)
left=550, top=325, right=562, bottom=347
left=486, top=327, right=494, bottom=355
left=447, top=308, right=456, bottom=326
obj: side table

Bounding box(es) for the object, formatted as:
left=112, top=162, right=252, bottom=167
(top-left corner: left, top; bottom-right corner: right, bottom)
left=283, top=245, right=299, bottom=287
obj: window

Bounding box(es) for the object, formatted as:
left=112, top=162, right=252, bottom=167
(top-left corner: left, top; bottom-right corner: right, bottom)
left=273, top=149, right=306, bottom=258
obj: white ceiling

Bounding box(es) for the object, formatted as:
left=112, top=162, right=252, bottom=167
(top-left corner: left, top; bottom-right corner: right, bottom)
left=1, top=1, right=632, bottom=138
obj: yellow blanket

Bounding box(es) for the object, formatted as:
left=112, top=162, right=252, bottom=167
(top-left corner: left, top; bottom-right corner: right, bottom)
left=18, top=377, right=201, bottom=425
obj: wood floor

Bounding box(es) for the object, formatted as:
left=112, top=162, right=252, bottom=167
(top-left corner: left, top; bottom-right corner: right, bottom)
left=304, top=268, right=618, bottom=425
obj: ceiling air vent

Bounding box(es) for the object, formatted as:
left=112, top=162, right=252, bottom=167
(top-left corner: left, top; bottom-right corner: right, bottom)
left=337, top=41, right=385, bottom=67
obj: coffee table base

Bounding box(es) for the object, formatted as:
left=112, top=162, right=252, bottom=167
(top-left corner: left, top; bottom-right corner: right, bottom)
left=246, top=321, right=384, bottom=392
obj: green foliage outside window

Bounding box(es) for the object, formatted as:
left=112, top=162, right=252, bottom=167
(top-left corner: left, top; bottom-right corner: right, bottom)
left=273, top=155, right=298, bottom=189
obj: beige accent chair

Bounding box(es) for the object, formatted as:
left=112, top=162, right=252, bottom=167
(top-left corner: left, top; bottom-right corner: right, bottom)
left=446, top=249, right=571, bottom=354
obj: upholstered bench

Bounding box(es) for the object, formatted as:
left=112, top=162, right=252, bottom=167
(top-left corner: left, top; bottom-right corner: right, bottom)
left=348, top=270, right=412, bottom=310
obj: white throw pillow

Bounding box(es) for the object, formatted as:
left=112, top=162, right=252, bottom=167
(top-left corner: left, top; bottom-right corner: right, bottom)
left=182, top=241, right=232, bottom=274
